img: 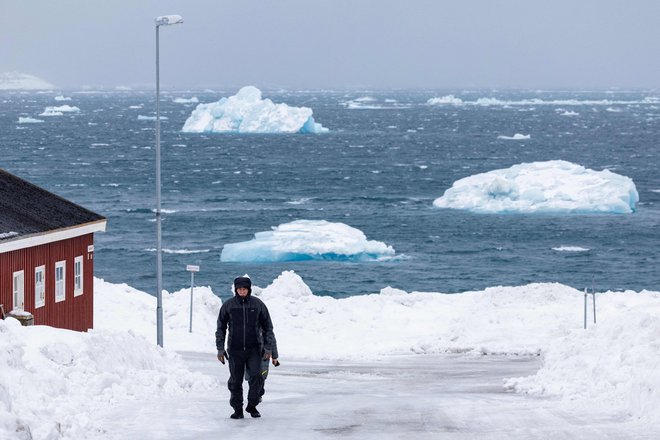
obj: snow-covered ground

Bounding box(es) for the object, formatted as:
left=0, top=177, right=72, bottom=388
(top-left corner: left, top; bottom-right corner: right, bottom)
left=2, top=271, right=660, bottom=438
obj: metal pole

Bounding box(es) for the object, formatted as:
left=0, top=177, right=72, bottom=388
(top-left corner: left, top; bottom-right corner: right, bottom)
left=583, top=288, right=587, bottom=329
left=189, top=271, right=194, bottom=333
left=155, top=24, right=164, bottom=347
left=592, top=293, right=596, bottom=324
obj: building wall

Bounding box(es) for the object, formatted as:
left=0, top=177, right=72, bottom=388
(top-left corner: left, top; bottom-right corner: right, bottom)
left=0, top=233, right=95, bottom=331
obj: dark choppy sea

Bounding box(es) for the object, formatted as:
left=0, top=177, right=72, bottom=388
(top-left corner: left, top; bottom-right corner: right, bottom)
left=1, top=89, right=659, bottom=299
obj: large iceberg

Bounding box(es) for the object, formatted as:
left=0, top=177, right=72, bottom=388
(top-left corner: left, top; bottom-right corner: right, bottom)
left=433, top=160, right=638, bottom=214
left=181, top=86, right=328, bottom=134
left=221, top=220, right=395, bottom=262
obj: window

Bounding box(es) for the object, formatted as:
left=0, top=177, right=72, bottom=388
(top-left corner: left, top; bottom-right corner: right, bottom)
left=13, top=270, right=25, bottom=311
left=55, top=261, right=66, bottom=302
left=74, top=256, right=83, bottom=296
left=35, top=266, right=45, bottom=308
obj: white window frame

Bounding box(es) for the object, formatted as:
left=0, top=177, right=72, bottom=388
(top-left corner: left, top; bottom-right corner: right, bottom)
left=13, top=270, right=25, bottom=311
left=35, top=266, right=46, bottom=308
left=74, top=256, right=83, bottom=296
left=55, top=260, right=66, bottom=303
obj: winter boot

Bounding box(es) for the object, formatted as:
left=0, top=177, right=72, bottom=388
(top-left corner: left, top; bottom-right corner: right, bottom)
left=245, top=404, right=261, bottom=418
left=230, top=408, right=244, bottom=419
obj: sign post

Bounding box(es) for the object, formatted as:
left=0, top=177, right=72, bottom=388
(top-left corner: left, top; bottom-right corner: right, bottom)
left=186, top=265, right=200, bottom=333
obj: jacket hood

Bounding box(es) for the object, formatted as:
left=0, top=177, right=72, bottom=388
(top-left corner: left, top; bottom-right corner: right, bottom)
left=233, top=276, right=252, bottom=296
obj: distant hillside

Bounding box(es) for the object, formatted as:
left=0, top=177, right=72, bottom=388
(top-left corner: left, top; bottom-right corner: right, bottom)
left=0, top=72, right=55, bottom=90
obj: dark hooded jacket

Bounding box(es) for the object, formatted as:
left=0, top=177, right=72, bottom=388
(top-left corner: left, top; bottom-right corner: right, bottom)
left=215, top=278, right=275, bottom=355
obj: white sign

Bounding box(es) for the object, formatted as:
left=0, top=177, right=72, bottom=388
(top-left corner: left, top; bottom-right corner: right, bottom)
left=87, top=245, right=94, bottom=253
left=186, top=265, right=200, bottom=272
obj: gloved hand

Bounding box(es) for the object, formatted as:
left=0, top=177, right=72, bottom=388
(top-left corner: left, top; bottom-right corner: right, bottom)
left=217, top=350, right=227, bottom=364
left=272, top=358, right=280, bottom=367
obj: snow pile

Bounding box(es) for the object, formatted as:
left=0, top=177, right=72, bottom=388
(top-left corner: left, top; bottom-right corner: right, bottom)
left=181, top=86, right=328, bottom=133
left=0, top=317, right=216, bottom=439
left=17, top=117, right=44, bottom=124
left=497, top=133, right=530, bottom=140
left=427, top=95, right=464, bottom=105
left=505, top=290, right=660, bottom=422
left=39, top=105, right=80, bottom=116
left=220, top=220, right=396, bottom=262
left=94, top=278, right=221, bottom=353
left=88, top=272, right=659, bottom=423
left=433, top=160, right=639, bottom=214
left=0, top=72, right=54, bottom=90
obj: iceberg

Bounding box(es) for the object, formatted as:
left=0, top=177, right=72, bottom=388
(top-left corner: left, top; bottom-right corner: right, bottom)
left=433, top=160, right=639, bottom=214
left=181, top=86, right=328, bottom=133
left=220, top=220, right=395, bottom=262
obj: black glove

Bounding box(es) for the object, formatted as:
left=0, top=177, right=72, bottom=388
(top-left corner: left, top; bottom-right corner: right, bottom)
left=217, top=350, right=228, bottom=364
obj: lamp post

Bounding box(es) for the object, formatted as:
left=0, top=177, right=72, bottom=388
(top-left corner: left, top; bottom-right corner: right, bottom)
left=155, top=14, right=183, bottom=347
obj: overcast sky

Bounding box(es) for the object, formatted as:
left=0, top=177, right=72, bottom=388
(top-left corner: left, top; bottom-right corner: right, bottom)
left=2, top=0, right=659, bottom=90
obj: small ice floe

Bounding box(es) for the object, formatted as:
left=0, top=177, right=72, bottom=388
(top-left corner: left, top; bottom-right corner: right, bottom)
left=552, top=246, right=590, bottom=252
left=221, top=219, right=396, bottom=262
left=39, top=105, right=80, bottom=116
left=17, top=117, right=44, bottom=123
left=427, top=95, right=464, bottom=105
left=606, top=107, right=623, bottom=113
left=497, top=133, right=530, bottom=140
left=144, top=248, right=210, bottom=254
left=559, top=110, right=579, bottom=116
left=129, top=105, right=143, bottom=109
left=138, top=115, right=168, bottom=121
left=182, top=86, right=327, bottom=133
left=54, top=95, right=71, bottom=101
left=173, top=97, right=199, bottom=104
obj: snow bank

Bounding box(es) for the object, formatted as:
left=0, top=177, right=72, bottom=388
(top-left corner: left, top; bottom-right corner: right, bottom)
left=505, top=290, right=660, bottom=423
left=220, top=220, right=396, bottom=262
left=181, top=86, right=328, bottom=133
left=0, top=72, right=54, bottom=90
left=433, top=160, right=639, bottom=214
left=95, top=271, right=660, bottom=422
left=94, top=278, right=221, bottom=353
left=0, top=317, right=215, bottom=439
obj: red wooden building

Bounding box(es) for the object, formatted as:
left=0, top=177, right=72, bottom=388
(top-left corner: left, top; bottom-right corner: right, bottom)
left=0, top=169, right=106, bottom=331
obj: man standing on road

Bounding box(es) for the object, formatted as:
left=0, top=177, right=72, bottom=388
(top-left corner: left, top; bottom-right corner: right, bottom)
left=216, top=275, right=276, bottom=419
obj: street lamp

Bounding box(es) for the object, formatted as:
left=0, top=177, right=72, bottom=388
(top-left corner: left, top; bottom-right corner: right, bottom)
left=155, top=14, right=183, bottom=347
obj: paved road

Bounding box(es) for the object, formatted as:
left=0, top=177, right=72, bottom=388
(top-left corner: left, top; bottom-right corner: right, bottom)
left=98, top=353, right=651, bottom=439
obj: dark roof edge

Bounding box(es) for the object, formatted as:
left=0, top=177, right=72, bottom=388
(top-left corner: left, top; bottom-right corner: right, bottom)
left=0, top=168, right=105, bottom=221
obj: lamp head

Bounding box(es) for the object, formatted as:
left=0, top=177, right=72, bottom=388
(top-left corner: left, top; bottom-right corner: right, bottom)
left=155, top=15, right=183, bottom=26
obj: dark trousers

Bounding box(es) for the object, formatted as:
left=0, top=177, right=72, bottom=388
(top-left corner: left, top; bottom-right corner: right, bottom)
left=228, top=347, right=264, bottom=409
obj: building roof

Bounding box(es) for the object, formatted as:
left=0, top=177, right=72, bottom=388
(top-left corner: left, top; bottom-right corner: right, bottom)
left=0, top=169, right=106, bottom=245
